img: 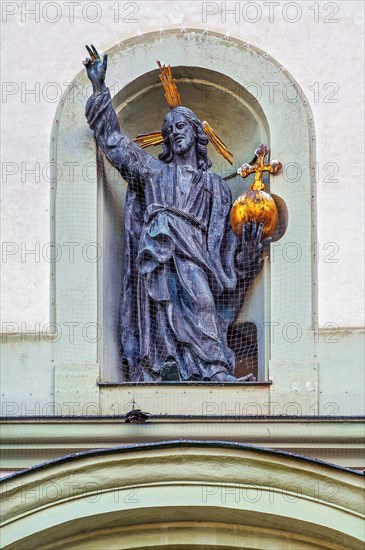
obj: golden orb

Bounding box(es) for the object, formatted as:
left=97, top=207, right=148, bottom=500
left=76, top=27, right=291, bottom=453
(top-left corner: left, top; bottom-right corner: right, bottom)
left=230, top=189, right=278, bottom=239
left=231, top=144, right=282, bottom=239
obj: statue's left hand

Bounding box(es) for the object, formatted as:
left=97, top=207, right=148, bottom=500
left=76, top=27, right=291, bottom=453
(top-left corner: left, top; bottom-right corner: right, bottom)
left=236, top=222, right=271, bottom=277
left=83, top=44, right=108, bottom=94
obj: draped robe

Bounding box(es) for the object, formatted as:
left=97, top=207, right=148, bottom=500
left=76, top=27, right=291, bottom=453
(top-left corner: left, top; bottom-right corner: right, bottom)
left=86, top=89, right=249, bottom=381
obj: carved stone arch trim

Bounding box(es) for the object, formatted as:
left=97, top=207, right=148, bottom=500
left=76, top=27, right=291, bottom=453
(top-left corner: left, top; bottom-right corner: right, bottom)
left=51, top=29, right=316, bottom=386
left=1, top=442, right=363, bottom=549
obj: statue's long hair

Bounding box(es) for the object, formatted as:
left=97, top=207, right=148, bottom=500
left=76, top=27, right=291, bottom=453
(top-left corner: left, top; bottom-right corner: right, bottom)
left=159, top=106, right=212, bottom=171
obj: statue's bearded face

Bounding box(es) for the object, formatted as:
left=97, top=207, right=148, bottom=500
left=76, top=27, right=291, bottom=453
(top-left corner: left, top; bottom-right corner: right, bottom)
left=167, top=113, right=195, bottom=156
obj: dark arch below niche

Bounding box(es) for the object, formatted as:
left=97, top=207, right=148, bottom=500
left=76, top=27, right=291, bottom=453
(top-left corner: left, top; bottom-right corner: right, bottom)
left=99, top=65, right=288, bottom=382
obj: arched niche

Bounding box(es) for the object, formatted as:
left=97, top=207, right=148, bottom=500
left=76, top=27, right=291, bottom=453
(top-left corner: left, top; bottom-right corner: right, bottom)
left=51, top=29, right=315, bottom=387
left=1, top=442, right=363, bottom=549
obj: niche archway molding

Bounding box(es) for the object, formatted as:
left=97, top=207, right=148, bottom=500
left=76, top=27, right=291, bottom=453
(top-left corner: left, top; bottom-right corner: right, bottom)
left=1, top=442, right=363, bottom=549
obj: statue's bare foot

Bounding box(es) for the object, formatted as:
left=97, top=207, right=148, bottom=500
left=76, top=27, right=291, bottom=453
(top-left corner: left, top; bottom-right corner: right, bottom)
left=209, top=371, right=257, bottom=382
left=161, top=356, right=181, bottom=382
left=236, top=373, right=256, bottom=382
left=208, top=371, right=237, bottom=382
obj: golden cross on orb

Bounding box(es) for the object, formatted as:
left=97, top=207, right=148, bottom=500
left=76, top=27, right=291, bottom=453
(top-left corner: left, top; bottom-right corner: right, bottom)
left=237, top=144, right=282, bottom=190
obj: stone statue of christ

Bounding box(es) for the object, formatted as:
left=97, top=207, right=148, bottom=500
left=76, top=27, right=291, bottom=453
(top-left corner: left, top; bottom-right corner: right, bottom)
left=84, top=45, right=269, bottom=382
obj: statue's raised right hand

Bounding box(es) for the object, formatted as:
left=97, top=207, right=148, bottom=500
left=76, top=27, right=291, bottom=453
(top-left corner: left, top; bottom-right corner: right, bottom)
left=83, top=45, right=108, bottom=94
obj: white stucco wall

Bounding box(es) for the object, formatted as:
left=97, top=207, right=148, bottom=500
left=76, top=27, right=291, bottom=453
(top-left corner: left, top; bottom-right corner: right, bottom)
left=1, top=0, right=364, bottom=329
